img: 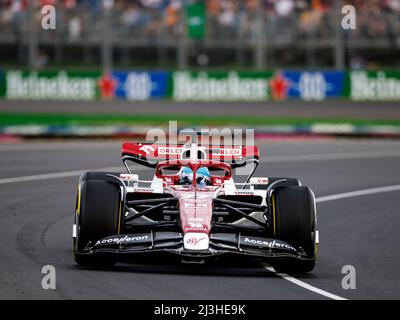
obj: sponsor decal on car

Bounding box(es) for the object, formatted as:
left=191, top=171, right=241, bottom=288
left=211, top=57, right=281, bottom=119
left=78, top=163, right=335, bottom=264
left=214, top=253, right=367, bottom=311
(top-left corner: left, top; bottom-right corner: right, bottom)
left=179, top=193, right=210, bottom=199
left=120, top=174, right=139, bottom=181
left=157, top=147, right=185, bottom=155
left=184, top=225, right=209, bottom=233
left=164, top=177, right=173, bottom=184
left=183, top=232, right=209, bottom=250
left=186, top=236, right=207, bottom=246
left=139, top=145, right=155, bottom=155
left=133, top=187, right=155, bottom=192
left=250, top=177, right=269, bottom=184
left=94, top=234, right=150, bottom=247
left=214, top=148, right=242, bottom=156
left=188, top=222, right=206, bottom=229
left=184, top=203, right=208, bottom=209
left=241, top=236, right=297, bottom=252
left=235, top=191, right=255, bottom=195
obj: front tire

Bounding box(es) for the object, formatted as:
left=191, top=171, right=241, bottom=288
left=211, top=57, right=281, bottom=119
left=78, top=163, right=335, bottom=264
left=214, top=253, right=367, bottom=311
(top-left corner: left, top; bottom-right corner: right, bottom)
left=73, top=173, right=123, bottom=267
left=254, top=177, right=301, bottom=190
left=271, top=186, right=317, bottom=273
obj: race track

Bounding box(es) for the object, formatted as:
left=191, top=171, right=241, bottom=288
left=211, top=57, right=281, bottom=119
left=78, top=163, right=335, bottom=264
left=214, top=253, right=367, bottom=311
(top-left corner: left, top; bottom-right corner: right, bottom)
left=1, top=99, right=400, bottom=120
left=1, top=139, right=400, bottom=300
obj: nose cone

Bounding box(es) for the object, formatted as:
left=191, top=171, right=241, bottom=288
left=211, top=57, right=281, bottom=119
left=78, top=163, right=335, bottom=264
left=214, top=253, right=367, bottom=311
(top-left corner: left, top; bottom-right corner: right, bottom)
left=175, top=189, right=215, bottom=251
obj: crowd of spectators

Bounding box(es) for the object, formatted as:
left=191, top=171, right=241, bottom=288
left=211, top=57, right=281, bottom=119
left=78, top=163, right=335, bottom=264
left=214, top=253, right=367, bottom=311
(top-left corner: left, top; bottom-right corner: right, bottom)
left=0, top=0, right=399, bottom=41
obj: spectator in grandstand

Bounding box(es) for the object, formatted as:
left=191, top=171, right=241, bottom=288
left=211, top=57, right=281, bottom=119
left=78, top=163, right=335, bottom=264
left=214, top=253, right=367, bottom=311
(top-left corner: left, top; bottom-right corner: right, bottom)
left=1, top=0, right=400, bottom=42
left=122, top=2, right=150, bottom=30
left=217, top=0, right=239, bottom=38
left=350, top=53, right=366, bottom=70
left=267, top=0, right=296, bottom=38
left=163, top=0, right=181, bottom=35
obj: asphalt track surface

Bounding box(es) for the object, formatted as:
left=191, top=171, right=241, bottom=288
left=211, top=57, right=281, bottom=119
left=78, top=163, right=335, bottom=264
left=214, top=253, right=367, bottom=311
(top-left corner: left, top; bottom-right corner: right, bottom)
left=1, top=100, right=400, bottom=120
left=0, top=139, right=400, bottom=300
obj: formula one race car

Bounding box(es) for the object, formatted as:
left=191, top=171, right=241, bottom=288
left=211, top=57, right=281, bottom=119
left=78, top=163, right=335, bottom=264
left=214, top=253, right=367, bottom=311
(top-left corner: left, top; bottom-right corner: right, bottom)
left=73, top=135, right=318, bottom=273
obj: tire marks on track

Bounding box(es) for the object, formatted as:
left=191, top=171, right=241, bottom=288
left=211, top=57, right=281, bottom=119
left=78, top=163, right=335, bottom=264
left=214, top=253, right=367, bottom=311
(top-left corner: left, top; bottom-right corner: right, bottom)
left=16, top=217, right=70, bottom=299
left=16, top=214, right=131, bottom=299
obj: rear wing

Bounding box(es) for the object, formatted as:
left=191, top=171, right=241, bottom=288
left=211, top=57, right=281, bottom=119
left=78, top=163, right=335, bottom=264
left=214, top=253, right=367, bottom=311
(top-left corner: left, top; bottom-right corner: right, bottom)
left=121, top=143, right=259, bottom=169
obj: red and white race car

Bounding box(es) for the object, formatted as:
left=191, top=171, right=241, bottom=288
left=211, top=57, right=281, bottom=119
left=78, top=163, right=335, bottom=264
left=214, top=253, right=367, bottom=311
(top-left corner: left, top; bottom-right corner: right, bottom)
left=73, top=136, right=318, bottom=273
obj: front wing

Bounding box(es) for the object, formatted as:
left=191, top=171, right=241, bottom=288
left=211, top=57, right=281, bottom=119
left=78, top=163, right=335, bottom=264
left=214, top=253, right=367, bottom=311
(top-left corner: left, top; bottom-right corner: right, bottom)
left=76, top=231, right=313, bottom=262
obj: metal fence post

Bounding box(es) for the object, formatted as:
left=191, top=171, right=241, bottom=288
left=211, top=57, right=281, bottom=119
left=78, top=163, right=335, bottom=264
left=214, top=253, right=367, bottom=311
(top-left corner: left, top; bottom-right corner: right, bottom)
left=55, top=2, right=64, bottom=66
left=102, top=2, right=113, bottom=72
left=28, top=1, right=38, bottom=70
left=236, top=7, right=245, bottom=67
left=255, top=0, right=265, bottom=70
left=334, top=0, right=345, bottom=69
left=178, top=3, right=188, bottom=69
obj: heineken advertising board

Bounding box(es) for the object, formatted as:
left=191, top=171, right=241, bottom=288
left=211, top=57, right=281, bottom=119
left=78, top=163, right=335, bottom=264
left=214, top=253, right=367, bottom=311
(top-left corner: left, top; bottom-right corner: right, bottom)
left=5, top=70, right=101, bottom=101
left=2, top=69, right=400, bottom=101
left=283, top=71, right=345, bottom=101
left=171, top=71, right=347, bottom=102
left=172, top=71, right=273, bottom=101
left=113, top=71, right=170, bottom=101
left=1, top=70, right=171, bottom=101
left=347, top=71, right=400, bottom=101
left=171, top=70, right=400, bottom=101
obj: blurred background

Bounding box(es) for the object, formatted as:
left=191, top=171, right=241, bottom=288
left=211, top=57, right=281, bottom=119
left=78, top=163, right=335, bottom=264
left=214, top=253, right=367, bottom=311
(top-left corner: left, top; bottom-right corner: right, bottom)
left=0, top=0, right=400, bottom=139
left=2, top=1, right=400, bottom=303
left=1, top=0, right=400, bottom=69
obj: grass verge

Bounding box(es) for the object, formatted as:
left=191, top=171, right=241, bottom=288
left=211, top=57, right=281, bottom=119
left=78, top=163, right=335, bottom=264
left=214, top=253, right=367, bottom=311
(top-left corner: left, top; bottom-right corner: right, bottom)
left=1, top=113, right=400, bottom=127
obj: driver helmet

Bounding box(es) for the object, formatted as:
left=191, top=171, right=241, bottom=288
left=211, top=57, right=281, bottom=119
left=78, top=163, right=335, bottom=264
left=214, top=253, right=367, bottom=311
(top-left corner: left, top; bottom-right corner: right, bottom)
left=179, top=166, right=193, bottom=185
left=195, top=167, right=211, bottom=187
left=178, top=166, right=211, bottom=186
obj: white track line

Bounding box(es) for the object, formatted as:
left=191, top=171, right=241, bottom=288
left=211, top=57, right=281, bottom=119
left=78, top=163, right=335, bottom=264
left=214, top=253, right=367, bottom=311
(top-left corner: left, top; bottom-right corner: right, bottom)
left=316, top=184, right=400, bottom=203
left=264, top=266, right=348, bottom=300
left=0, top=166, right=127, bottom=185
left=0, top=142, right=120, bottom=152
left=265, top=183, right=400, bottom=300
left=1, top=149, right=400, bottom=185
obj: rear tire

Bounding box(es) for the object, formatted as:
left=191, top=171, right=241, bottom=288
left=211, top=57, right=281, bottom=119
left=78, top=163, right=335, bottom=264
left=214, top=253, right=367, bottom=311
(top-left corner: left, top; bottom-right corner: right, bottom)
left=73, top=172, right=122, bottom=267
left=271, top=186, right=317, bottom=273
